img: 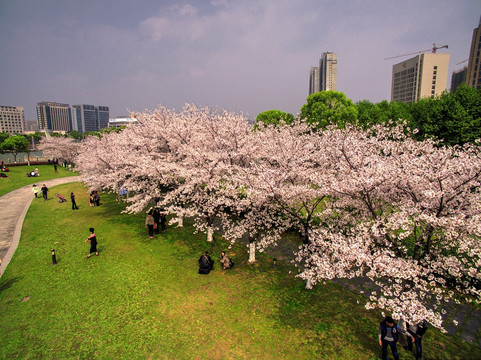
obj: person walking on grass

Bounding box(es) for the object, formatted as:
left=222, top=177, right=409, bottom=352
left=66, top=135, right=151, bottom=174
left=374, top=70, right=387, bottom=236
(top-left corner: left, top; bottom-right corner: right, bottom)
left=404, top=320, right=428, bottom=359
left=85, top=227, right=98, bottom=258
left=145, top=209, right=155, bottom=239
left=71, top=192, right=79, bottom=210
left=32, top=184, right=39, bottom=198
left=41, top=184, right=48, bottom=200
left=379, top=315, right=413, bottom=360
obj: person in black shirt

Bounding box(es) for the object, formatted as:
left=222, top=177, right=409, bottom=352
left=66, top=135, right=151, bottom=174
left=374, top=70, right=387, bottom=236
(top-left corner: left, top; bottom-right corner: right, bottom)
left=378, top=316, right=412, bottom=360
left=41, top=184, right=48, bottom=200
left=85, top=227, right=98, bottom=258
left=71, top=192, right=79, bottom=210
left=198, top=251, right=214, bottom=274
left=159, top=211, right=167, bottom=231
left=404, top=320, right=428, bottom=359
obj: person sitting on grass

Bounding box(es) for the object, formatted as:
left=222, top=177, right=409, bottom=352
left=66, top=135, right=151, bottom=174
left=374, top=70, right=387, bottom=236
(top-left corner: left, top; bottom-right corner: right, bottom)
left=85, top=227, right=99, bottom=258
left=220, top=251, right=234, bottom=270
left=198, top=251, right=214, bottom=275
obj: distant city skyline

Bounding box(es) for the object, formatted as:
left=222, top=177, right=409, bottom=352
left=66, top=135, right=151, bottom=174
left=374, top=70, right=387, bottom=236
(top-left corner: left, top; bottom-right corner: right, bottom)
left=0, top=0, right=478, bottom=120
left=309, top=52, right=337, bottom=95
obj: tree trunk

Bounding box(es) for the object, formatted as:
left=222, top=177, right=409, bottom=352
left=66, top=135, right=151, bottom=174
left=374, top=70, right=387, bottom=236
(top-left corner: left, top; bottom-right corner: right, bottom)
left=248, top=241, right=256, bottom=263
left=302, top=223, right=310, bottom=245
left=177, top=215, right=183, bottom=228
left=305, top=277, right=313, bottom=290
left=207, top=226, right=213, bottom=242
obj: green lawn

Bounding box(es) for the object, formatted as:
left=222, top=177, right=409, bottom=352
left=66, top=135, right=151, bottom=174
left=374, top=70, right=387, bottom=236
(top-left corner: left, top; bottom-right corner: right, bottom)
left=0, top=182, right=480, bottom=359
left=0, top=164, right=78, bottom=197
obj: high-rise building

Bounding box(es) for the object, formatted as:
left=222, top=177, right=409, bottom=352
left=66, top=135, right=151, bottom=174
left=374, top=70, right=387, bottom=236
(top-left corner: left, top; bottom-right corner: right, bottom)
left=0, top=105, right=26, bottom=134
left=72, top=104, right=110, bottom=133
left=466, top=17, right=481, bottom=89
left=391, top=52, right=450, bottom=103
left=308, top=52, right=337, bottom=95
left=309, top=66, right=320, bottom=94
left=319, top=52, right=337, bottom=91
left=36, top=102, right=72, bottom=132
left=451, top=67, right=468, bottom=93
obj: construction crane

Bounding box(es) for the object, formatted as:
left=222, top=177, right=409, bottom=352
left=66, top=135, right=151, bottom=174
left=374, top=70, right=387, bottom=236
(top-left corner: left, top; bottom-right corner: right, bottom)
left=384, top=43, right=448, bottom=60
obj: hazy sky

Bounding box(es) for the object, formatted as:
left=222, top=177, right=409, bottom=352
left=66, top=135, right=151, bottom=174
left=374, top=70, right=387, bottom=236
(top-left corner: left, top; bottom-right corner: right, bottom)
left=0, top=0, right=479, bottom=121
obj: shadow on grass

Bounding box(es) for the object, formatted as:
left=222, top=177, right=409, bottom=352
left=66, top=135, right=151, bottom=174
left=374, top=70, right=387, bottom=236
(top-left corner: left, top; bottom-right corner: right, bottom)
left=0, top=276, right=23, bottom=293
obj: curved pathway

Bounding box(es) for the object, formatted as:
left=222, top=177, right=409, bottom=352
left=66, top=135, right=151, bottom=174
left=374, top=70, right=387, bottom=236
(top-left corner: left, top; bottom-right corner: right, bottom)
left=0, top=176, right=81, bottom=277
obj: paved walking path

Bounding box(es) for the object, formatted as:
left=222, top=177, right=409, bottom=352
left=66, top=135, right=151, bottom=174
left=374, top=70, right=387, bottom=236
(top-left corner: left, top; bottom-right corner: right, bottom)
left=0, top=176, right=81, bottom=277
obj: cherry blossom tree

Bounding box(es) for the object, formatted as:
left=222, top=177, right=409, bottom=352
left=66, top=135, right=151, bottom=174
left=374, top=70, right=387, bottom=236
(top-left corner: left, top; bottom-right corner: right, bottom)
left=37, top=136, right=80, bottom=165
left=296, top=123, right=481, bottom=329
left=75, top=102, right=481, bottom=330
left=243, top=122, right=332, bottom=285
left=78, top=104, right=262, bottom=244
left=77, top=105, right=185, bottom=215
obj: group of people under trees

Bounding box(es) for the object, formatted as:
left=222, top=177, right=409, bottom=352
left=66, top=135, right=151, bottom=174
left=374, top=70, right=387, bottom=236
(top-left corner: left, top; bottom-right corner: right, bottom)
left=379, top=315, right=428, bottom=360
left=144, top=208, right=166, bottom=239
left=144, top=208, right=234, bottom=275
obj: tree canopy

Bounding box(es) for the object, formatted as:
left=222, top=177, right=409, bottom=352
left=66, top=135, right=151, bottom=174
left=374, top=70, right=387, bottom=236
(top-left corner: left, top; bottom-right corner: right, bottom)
left=0, top=135, right=30, bottom=161
left=300, top=91, right=358, bottom=130
left=409, top=84, right=481, bottom=146
left=254, top=110, right=295, bottom=130
left=355, top=85, right=481, bottom=146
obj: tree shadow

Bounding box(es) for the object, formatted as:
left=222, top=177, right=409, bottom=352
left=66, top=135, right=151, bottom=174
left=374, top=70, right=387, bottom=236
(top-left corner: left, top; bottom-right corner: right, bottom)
left=0, top=275, right=23, bottom=293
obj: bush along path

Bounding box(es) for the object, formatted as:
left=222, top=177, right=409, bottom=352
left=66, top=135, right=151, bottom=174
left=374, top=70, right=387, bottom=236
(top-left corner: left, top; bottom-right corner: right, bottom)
left=0, top=176, right=81, bottom=277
